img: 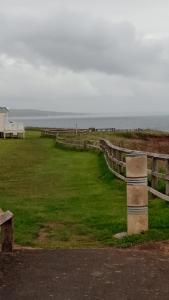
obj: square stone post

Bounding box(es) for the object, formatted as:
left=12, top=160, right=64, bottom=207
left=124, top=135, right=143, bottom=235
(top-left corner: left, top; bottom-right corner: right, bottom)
left=126, top=153, right=148, bottom=235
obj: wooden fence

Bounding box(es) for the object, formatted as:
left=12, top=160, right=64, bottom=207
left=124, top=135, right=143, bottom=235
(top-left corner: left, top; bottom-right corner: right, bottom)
left=100, top=139, right=169, bottom=202
left=42, top=129, right=169, bottom=202
left=41, top=127, right=144, bottom=136
left=55, top=137, right=100, bottom=151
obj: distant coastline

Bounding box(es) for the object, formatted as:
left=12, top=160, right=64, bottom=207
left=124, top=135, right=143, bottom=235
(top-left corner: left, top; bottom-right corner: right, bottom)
left=8, top=109, right=169, bottom=119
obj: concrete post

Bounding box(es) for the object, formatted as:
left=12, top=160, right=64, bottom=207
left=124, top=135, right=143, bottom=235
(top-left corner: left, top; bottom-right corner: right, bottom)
left=126, top=153, right=148, bottom=235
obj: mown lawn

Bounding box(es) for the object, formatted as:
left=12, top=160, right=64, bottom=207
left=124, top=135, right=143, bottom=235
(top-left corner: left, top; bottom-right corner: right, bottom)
left=0, top=131, right=169, bottom=248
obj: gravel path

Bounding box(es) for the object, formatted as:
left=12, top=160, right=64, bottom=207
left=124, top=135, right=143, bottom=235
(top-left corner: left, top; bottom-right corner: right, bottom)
left=0, top=246, right=169, bottom=300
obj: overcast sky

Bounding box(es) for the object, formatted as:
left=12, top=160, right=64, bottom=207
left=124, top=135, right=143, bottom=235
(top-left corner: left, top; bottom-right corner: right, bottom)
left=1, top=0, right=169, bottom=115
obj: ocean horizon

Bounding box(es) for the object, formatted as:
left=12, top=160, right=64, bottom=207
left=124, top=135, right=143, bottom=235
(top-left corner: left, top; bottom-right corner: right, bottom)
left=9, top=114, right=169, bottom=131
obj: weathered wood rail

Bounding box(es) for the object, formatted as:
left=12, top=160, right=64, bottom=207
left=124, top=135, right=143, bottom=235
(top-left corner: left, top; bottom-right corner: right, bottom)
left=55, top=137, right=100, bottom=151
left=55, top=136, right=169, bottom=202
left=100, top=139, right=169, bottom=202
left=42, top=128, right=169, bottom=202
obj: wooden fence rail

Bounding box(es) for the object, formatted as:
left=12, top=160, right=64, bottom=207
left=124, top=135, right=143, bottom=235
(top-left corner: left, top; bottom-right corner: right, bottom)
left=55, top=137, right=100, bottom=151
left=56, top=136, right=169, bottom=202
left=100, top=139, right=169, bottom=202
left=42, top=129, right=169, bottom=202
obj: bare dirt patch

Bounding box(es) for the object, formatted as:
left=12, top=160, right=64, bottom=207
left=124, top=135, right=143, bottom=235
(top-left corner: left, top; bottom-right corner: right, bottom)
left=134, top=241, right=169, bottom=255
left=112, top=135, right=169, bottom=154
left=36, top=221, right=102, bottom=248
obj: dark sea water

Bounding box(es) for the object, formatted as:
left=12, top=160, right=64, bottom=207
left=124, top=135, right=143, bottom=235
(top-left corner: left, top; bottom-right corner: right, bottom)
left=9, top=115, right=169, bottom=131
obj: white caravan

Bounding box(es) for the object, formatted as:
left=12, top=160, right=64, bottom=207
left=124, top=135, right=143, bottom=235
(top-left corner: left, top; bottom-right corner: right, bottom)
left=0, top=107, right=25, bottom=138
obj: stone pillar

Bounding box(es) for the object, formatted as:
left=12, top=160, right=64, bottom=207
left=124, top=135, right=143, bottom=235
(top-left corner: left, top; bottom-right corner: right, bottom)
left=126, top=153, right=148, bottom=235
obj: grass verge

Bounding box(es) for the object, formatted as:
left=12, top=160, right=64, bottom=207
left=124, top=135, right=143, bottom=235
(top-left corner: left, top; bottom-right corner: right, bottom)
left=0, top=131, right=169, bottom=248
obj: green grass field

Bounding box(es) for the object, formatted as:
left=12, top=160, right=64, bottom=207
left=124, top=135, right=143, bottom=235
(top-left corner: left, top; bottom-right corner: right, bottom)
left=0, top=131, right=169, bottom=248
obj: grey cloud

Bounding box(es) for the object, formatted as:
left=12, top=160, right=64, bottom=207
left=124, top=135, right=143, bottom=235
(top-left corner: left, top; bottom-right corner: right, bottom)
left=1, top=1, right=169, bottom=115
left=1, top=58, right=169, bottom=115
left=0, top=10, right=168, bottom=79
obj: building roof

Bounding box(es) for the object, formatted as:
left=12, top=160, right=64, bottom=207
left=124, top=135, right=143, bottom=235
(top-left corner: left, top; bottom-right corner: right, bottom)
left=0, top=107, right=9, bottom=113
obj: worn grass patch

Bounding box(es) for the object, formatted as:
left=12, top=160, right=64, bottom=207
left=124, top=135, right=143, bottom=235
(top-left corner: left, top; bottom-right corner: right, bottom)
left=0, top=131, right=169, bottom=248
left=37, top=221, right=102, bottom=248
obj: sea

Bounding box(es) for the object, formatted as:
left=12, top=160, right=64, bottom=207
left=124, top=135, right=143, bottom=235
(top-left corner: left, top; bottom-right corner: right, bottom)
left=9, top=114, right=169, bottom=131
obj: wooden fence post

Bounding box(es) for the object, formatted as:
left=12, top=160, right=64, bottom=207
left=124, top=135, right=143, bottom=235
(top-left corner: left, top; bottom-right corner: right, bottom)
left=113, top=149, right=117, bottom=171
left=83, top=140, right=87, bottom=150
left=166, top=160, right=169, bottom=196
left=108, top=147, right=113, bottom=168
left=0, top=211, right=13, bottom=252
left=118, top=151, right=123, bottom=175
left=151, top=158, right=158, bottom=190
left=126, top=153, right=148, bottom=235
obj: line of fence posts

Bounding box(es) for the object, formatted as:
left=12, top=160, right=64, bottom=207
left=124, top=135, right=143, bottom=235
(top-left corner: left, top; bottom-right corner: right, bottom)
left=150, top=156, right=169, bottom=198
left=99, top=139, right=169, bottom=235
left=100, top=138, right=169, bottom=201
left=53, top=135, right=169, bottom=235
left=43, top=132, right=169, bottom=236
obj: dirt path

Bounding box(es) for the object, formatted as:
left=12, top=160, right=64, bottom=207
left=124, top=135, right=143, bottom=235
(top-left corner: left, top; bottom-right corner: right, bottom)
left=0, top=245, right=169, bottom=300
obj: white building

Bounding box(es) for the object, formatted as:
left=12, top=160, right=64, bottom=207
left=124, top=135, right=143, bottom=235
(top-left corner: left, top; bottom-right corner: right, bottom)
left=0, top=107, right=25, bottom=138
